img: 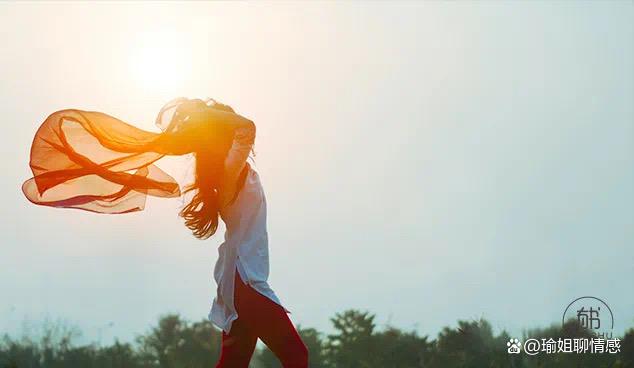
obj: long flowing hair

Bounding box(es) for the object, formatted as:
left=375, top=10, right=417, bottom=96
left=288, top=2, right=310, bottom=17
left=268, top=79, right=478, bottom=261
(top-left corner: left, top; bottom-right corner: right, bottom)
left=162, top=98, right=250, bottom=240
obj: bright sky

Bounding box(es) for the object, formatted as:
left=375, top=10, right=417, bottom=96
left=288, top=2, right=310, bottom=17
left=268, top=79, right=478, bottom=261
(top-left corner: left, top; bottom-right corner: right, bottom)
left=1, top=2, right=632, bottom=344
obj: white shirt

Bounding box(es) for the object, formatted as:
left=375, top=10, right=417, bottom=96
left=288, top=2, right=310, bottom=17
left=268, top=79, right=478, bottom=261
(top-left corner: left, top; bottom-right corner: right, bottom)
left=208, top=130, right=287, bottom=333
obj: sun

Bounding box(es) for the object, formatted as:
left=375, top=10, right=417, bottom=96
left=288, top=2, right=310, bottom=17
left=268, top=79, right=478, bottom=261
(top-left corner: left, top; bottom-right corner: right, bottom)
left=129, top=30, right=190, bottom=93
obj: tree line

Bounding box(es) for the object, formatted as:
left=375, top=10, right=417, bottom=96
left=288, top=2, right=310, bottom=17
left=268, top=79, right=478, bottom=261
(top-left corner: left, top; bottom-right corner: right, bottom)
left=1, top=309, right=632, bottom=367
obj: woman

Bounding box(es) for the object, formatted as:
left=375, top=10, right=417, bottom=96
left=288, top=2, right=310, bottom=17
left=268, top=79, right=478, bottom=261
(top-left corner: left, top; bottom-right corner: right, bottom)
left=22, top=98, right=308, bottom=367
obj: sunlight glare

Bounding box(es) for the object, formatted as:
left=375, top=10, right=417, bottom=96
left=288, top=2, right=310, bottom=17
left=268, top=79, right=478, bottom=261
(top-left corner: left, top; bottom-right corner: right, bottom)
left=129, top=30, right=191, bottom=94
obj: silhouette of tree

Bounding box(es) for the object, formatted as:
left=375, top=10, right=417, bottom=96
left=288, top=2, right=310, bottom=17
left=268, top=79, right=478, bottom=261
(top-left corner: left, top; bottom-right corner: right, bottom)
left=95, top=341, right=144, bottom=368
left=324, top=310, right=376, bottom=367
left=621, top=328, right=634, bottom=368
left=136, top=314, right=222, bottom=368
left=428, top=319, right=504, bottom=368
left=372, top=326, right=432, bottom=367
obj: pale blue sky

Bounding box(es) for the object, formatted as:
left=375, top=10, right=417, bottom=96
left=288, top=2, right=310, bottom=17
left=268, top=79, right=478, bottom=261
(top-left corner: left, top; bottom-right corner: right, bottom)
left=1, top=1, right=632, bottom=344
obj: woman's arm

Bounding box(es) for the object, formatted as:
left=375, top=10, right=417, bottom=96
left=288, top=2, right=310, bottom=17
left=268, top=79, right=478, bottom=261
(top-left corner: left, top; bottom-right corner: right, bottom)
left=219, top=120, right=255, bottom=208
left=151, top=102, right=253, bottom=155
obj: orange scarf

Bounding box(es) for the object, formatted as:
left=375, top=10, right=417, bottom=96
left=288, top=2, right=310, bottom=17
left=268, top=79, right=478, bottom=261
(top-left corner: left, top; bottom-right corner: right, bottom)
left=21, top=98, right=205, bottom=213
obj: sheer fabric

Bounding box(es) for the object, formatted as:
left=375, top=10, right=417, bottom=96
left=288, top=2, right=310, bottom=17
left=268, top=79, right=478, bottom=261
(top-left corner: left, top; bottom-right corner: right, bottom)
left=21, top=98, right=211, bottom=213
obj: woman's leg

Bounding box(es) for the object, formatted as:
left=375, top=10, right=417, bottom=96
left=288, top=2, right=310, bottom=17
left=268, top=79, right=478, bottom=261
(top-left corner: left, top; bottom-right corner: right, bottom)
left=214, top=320, right=257, bottom=368
left=215, top=271, right=258, bottom=368
left=236, top=279, right=308, bottom=367
left=256, top=307, right=309, bottom=368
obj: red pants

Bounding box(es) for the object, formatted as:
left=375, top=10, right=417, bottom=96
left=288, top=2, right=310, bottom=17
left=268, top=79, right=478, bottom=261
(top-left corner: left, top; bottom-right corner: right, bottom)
left=215, top=270, right=308, bottom=368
